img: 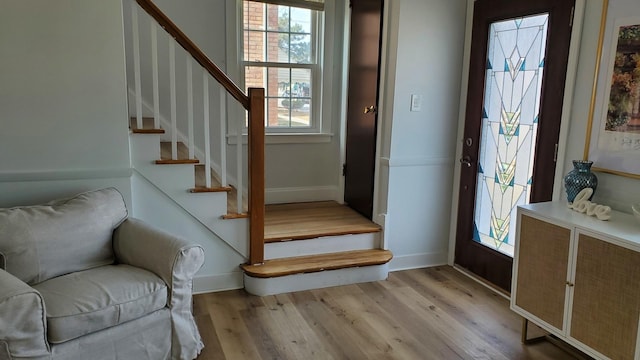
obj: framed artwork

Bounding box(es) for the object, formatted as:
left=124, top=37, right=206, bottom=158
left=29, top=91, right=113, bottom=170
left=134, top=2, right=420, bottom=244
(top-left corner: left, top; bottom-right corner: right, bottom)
left=585, top=0, right=640, bottom=178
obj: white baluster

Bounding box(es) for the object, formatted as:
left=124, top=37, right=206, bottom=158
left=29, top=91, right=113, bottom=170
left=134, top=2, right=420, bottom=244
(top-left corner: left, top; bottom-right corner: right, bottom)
left=169, top=41, right=177, bottom=160
left=219, top=89, right=227, bottom=187
left=203, top=72, right=212, bottom=189
left=187, top=58, right=194, bottom=159
left=131, top=3, right=142, bottom=129
left=236, top=111, right=243, bottom=213
left=151, top=22, right=160, bottom=129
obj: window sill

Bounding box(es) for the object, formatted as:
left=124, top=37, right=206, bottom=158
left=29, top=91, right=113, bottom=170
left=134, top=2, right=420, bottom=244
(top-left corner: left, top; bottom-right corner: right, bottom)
left=227, top=132, right=334, bottom=145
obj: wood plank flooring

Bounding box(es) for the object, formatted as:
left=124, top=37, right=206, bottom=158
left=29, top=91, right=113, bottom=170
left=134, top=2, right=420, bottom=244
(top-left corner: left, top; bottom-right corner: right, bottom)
left=265, top=201, right=381, bottom=242
left=194, top=266, right=580, bottom=360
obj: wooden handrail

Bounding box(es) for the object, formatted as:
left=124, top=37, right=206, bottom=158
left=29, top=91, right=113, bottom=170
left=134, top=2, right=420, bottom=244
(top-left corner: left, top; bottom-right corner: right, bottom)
left=135, top=0, right=249, bottom=109
left=134, top=0, right=265, bottom=264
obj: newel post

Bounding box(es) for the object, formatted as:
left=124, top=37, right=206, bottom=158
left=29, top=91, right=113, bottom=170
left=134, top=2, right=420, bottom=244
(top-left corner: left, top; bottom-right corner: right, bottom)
left=247, top=87, right=265, bottom=265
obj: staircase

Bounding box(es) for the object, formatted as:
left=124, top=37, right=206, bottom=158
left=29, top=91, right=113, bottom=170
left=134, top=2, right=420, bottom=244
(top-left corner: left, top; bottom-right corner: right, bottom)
left=125, top=0, right=392, bottom=296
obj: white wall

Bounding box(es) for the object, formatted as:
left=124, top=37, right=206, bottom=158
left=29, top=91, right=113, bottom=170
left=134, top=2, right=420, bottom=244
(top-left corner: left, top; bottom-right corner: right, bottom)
left=378, top=0, right=468, bottom=270
left=0, top=0, right=132, bottom=204
left=562, top=0, right=640, bottom=212
left=0, top=0, right=130, bottom=174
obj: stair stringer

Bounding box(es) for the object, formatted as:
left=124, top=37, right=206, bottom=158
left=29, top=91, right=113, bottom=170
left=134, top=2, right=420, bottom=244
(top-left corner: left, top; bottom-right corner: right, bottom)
left=130, top=133, right=249, bottom=257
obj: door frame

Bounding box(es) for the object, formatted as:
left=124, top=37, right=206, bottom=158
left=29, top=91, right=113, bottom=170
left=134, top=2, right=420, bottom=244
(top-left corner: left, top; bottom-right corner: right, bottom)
left=447, top=0, right=587, bottom=267
left=338, top=0, right=394, bottom=228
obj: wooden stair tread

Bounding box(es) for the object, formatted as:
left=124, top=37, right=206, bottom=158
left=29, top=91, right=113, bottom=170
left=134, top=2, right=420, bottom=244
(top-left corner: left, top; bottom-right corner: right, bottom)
left=222, top=212, right=249, bottom=219
left=264, top=201, right=381, bottom=242
left=130, top=117, right=164, bottom=134
left=190, top=186, right=232, bottom=193
left=157, top=142, right=199, bottom=164
left=241, top=249, right=393, bottom=278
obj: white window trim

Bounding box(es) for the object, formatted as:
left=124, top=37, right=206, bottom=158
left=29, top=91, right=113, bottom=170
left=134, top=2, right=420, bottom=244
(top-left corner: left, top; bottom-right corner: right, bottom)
left=227, top=132, right=333, bottom=144
left=226, top=0, right=336, bottom=144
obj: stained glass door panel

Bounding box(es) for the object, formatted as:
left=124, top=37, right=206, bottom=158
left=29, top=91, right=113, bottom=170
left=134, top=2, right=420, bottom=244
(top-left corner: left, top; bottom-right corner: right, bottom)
left=473, top=14, right=549, bottom=257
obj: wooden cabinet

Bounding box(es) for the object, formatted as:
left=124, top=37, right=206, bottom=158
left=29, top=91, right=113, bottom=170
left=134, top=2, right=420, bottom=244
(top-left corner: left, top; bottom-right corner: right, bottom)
left=512, top=202, right=640, bottom=360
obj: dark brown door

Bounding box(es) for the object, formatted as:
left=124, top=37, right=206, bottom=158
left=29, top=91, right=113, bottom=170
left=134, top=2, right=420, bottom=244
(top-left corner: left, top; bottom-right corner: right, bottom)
left=454, top=0, right=575, bottom=291
left=344, top=0, right=383, bottom=219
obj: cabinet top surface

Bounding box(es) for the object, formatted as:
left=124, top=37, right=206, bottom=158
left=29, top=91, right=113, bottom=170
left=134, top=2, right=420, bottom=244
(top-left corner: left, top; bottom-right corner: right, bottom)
left=518, top=202, right=640, bottom=247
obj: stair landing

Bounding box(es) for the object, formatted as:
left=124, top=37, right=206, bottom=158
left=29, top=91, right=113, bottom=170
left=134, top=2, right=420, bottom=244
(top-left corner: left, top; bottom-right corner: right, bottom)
left=265, top=201, right=381, bottom=242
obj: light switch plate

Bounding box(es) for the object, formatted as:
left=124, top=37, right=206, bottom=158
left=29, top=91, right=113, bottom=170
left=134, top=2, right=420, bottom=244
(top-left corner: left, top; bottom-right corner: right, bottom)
left=410, top=94, right=422, bottom=112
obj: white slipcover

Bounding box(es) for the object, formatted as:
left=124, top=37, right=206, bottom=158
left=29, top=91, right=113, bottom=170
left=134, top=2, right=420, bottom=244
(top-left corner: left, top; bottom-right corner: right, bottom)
left=0, top=188, right=205, bottom=360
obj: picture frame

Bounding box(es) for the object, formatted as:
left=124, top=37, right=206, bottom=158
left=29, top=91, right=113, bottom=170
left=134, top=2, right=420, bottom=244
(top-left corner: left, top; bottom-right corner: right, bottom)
left=584, top=0, right=640, bottom=179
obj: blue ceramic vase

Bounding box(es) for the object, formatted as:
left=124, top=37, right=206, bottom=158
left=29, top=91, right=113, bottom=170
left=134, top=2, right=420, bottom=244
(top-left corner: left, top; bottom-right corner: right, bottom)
left=564, top=160, right=598, bottom=203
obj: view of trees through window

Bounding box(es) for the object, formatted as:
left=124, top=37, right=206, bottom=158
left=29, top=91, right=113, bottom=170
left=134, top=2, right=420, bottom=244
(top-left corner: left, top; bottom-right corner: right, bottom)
left=243, top=1, right=317, bottom=129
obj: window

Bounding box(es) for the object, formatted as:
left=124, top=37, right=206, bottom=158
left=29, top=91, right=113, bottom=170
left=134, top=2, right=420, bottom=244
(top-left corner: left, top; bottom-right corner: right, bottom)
left=243, top=1, right=323, bottom=132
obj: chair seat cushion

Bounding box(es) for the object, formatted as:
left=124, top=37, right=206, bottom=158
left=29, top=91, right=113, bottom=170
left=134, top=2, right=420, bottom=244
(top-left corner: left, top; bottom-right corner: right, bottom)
left=33, top=264, right=167, bottom=344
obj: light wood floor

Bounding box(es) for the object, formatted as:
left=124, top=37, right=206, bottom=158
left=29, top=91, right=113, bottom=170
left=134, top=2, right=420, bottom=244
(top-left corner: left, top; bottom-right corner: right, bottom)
left=193, top=266, right=579, bottom=360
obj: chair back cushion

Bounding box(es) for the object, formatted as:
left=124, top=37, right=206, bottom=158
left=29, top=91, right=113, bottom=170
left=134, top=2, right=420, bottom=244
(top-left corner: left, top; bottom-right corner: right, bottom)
left=0, top=188, right=128, bottom=285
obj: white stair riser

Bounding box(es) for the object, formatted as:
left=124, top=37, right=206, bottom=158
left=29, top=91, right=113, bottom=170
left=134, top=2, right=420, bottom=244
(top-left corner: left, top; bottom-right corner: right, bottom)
left=264, top=232, right=380, bottom=260
left=130, top=134, right=161, bottom=164
left=243, top=264, right=389, bottom=296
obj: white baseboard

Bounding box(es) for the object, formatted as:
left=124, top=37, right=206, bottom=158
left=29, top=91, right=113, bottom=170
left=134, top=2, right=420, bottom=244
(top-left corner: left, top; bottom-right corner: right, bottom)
left=388, top=251, right=449, bottom=272
left=266, top=186, right=339, bottom=204
left=193, top=272, right=244, bottom=294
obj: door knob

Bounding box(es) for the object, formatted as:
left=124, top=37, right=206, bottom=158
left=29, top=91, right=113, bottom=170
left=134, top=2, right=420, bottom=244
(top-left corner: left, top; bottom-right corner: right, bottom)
left=459, top=156, right=472, bottom=168
left=363, top=105, right=377, bottom=114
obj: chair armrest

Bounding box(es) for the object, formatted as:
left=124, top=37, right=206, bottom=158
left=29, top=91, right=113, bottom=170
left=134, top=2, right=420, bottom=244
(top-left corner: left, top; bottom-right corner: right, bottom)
left=0, top=269, right=50, bottom=359
left=113, top=218, right=205, bottom=293
left=113, top=218, right=205, bottom=359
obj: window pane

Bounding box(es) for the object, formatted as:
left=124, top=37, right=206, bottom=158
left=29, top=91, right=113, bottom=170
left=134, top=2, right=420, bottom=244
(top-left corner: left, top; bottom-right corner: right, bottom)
left=290, top=68, right=311, bottom=127
left=291, top=101, right=310, bottom=127
left=267, top=67, right=290, bottom=97
left=291, top=68, right=311, bottom=97
left=267, top=32, right=289, bottom=62
left=290, top=7, right=312, bottom=33
left=267, top=98, right=289, bottom=127
left=267, top=5, right=289, bottom=32
left=290, top=34, right=311, bottom=63
left=473, top=13, right=549, bottom=257
left=245, top=31, right=265, bottom=62
left=245, top=66, right=266, bottom=90
left=244, top=1, right=265, bottom=30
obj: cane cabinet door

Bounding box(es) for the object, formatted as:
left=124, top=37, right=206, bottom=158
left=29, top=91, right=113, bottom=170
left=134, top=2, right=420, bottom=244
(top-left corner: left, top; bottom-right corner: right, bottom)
left=513, top=213, right=571, bottom=332
left=570, top=233, right=640, bottom=360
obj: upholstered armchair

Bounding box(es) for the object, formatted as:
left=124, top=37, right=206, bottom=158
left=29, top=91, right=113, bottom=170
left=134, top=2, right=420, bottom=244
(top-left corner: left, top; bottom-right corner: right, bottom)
left=0, top=188, right=205, bottom=360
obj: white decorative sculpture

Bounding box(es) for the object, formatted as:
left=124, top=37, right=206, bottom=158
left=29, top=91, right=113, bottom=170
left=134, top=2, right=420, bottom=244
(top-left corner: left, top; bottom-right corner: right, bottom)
left=567, top=188, right=611, bottom=220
